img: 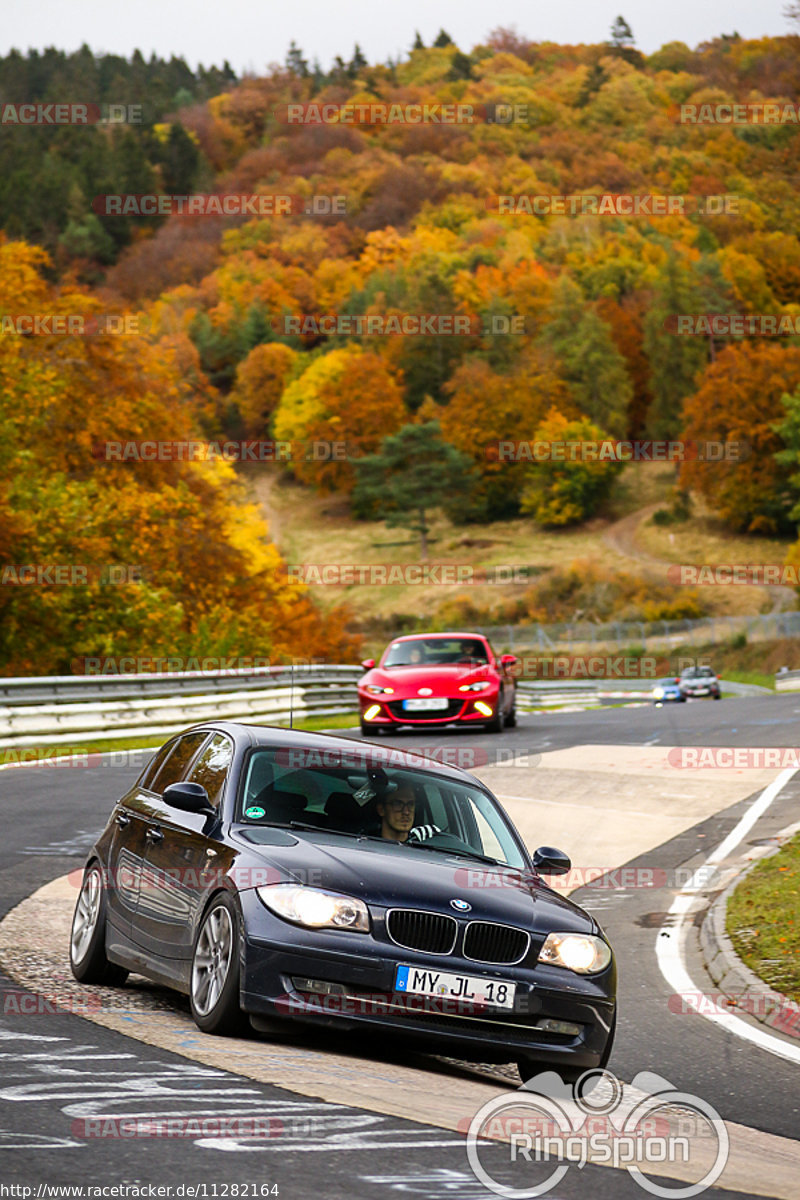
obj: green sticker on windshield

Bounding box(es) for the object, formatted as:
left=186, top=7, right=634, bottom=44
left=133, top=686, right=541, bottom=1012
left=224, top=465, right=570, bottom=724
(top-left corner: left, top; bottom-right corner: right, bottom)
left=245, top=805, right=266, bottom=819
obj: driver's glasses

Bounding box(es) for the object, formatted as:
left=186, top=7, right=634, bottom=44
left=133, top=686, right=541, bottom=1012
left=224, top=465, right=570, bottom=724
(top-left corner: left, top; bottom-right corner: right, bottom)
left=386, top=799, right=414, bottom=811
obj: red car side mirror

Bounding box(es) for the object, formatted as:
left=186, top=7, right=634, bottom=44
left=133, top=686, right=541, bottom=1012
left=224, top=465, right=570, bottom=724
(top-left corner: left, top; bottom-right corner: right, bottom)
left=361, top=659, right=376, bottom=670
left=500, top=654, right=517, bottom=666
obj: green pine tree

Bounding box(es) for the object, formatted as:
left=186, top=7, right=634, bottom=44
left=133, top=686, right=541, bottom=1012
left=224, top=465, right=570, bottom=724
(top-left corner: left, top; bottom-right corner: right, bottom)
left=351, top=422, right=474, bottom=558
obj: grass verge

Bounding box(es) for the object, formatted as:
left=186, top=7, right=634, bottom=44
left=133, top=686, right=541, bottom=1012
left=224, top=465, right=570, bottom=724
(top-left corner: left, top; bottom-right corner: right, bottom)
left=726, top=830, right=800, bottom=1004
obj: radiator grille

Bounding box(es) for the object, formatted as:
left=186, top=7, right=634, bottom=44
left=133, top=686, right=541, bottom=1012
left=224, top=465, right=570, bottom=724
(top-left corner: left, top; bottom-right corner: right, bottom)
left=463, top=921, right=530, bottom=964
left=386, top=909, right=457, bottom=955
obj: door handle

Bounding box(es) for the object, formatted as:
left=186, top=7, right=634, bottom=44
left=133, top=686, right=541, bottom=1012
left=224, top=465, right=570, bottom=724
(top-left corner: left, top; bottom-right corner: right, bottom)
left=145, top=827, right=164, bottom=844
left=116, top=813, right=130, bottom=828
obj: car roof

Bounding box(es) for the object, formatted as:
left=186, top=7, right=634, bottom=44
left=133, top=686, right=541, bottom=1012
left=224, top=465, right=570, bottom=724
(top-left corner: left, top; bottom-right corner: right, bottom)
left=180, top=720, right=482, bottom=787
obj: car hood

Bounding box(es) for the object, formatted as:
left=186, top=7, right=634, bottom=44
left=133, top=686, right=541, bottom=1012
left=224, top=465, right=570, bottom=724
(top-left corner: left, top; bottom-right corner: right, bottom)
left=234, top=828, right=593, bottom=935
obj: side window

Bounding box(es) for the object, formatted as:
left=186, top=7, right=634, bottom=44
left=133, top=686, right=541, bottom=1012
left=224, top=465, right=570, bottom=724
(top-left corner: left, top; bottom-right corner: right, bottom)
left=187, top=733, right=234, bottom=810
left=138, top=740, right=176, bottom=791
left=149, top=732, right=210, bottom=794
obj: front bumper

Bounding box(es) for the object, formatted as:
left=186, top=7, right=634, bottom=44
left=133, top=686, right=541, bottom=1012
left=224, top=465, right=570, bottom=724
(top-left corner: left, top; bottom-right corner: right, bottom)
left=239, top=892, right=615, bottom=1068
left=359, top=692, right=501, bottom=727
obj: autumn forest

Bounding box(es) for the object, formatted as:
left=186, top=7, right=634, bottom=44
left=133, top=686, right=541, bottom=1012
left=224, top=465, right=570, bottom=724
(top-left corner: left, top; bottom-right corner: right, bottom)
left=2, top=25, right=800, bottom=672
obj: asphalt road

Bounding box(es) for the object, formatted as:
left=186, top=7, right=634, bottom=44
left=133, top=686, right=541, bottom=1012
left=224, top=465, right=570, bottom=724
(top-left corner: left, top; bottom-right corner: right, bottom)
left=2, top=695, right=800, bottom=1198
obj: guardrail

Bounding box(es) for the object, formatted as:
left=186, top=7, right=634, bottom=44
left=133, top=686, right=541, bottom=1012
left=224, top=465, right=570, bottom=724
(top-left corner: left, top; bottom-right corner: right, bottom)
left=0, top=666, right=659, bottom=749
left=0, top=667, right=764, bottom=750
left=776, top=669, right=800, bottom=692
left=0, top=666, right=363, bottom=748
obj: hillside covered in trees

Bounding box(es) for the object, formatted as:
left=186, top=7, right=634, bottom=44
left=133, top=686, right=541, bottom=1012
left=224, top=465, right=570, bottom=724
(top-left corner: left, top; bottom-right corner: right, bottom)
left=3, top=26, right=800, bottom=670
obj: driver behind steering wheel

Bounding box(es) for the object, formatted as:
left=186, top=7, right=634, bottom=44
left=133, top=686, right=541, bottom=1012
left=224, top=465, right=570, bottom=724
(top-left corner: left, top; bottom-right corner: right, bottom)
left=376, top=783, right=441, bottom=844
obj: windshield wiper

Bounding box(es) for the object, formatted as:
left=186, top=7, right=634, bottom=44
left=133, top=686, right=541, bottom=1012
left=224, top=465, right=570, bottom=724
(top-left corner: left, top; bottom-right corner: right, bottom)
left=405, top=841, right=506, bottom=867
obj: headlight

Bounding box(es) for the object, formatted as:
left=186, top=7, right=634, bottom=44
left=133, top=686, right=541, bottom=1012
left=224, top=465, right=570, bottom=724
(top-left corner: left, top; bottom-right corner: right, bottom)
left=538, top=932, right=612, bottom=974
left=458, top=681, right=491, bottom=692
left=256, top=884, right=369, bottom=932
left=365, top=685, right=394, bottom=694
left=653, top=687, right=664, bottom=699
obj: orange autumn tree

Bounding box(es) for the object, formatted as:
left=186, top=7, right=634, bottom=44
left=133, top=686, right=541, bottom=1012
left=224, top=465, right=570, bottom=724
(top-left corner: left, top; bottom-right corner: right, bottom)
left=680, top=342, right=800, bottom=534
left=439, top=352, right=574, bottom=519
left=0, top=238, right=358, bottom=673
left=273, top=345, right=406, bottom=493
left=232, top=342, right=299, bottom=436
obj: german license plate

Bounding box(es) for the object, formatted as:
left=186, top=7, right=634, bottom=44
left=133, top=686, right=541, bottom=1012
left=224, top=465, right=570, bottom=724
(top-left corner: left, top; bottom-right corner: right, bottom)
left=395, top=964, right=516, bottom=1009
left=403, top=697, right=448, bottom=711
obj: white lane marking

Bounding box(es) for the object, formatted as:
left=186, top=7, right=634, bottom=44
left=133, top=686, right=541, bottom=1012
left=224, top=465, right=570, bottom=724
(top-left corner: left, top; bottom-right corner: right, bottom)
left=655, top=765, right=800, bottom=1064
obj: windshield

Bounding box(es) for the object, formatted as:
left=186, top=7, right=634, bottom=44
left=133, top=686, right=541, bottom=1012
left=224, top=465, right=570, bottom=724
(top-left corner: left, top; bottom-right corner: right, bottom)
left=383, top=638, right=488, bottom=667
left=237, top=746, right=526, bottom=869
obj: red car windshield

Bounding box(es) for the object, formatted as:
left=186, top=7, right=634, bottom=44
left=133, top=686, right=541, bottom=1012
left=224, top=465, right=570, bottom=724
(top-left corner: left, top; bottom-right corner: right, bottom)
left=383, top=639, right=489, bottom=667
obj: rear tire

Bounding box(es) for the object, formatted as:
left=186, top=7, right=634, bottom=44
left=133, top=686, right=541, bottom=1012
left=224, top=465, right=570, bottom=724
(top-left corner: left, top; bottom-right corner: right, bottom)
left=70, top=863, right=129, bottom=986
left=190, top=892, right=246, bottom=1035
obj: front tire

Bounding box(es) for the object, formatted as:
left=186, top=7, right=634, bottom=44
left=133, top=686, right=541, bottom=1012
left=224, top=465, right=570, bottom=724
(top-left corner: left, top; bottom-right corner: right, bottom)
left=70, top=863, right=129, bottom=985
left=190, top=892, right=246, bottom=1035
left=505, top=702, right=517, bottom=728
left=517, top=1010, right=616, bottom=1087
left=485, top=707, right=504, bottom=733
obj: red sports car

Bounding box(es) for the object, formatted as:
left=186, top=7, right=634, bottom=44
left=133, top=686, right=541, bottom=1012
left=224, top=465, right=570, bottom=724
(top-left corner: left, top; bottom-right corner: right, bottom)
left=357, top=632, right=518, bottom=735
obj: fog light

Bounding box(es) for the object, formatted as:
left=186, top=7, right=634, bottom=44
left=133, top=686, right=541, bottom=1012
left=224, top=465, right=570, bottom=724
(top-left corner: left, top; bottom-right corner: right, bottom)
left=474, top=701, right=493, bottom=717
left=363, top=704, right=381, bottom=720
left=292, top=976, right=346, bottom=996
left=536, top=1018, right=581, bottom=1037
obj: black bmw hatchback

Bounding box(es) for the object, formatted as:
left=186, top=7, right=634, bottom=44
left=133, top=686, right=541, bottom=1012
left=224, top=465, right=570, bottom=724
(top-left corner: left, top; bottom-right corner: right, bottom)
left=70, top=722, right=616, bottom=1083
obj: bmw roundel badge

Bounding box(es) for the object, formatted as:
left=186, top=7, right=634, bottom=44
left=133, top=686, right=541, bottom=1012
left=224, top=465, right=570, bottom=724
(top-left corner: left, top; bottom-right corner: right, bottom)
left=450, top=898, right=472, bottom=912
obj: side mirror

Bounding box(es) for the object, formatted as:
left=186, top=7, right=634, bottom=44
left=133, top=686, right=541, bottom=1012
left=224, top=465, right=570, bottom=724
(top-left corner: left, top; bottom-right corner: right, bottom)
left=533, top=846, right=571, bottom=876
left=162, top=781, right=215, bottom=816
left=500, top=654, right=517, bottom=667
left=361, top=659, right=376, bottom=670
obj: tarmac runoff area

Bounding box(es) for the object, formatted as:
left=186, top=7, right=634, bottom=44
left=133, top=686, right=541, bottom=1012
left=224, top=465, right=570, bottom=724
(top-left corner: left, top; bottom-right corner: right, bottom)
left=1, top=744, right=799, bottom=1196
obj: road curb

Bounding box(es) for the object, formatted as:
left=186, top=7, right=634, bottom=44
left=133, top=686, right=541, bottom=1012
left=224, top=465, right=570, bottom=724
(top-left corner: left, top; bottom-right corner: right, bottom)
left=699, top=821, right=800, bottom=1040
